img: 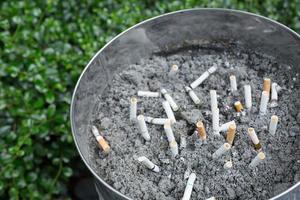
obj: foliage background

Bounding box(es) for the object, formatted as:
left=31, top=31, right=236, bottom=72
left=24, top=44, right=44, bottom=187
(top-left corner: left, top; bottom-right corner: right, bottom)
left=0, top=0, right=299, bottom=199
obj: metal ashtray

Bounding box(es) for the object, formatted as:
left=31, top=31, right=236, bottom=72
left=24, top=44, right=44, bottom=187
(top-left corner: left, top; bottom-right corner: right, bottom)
left=71, top=9, right=300, bottom=200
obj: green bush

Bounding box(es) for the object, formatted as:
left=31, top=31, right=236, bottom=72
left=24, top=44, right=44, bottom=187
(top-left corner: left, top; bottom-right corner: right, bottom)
left=0, top=0, right=299, bottom=199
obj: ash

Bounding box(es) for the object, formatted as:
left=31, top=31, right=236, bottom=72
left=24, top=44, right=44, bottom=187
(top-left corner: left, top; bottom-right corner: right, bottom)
left=89, top=45, right=300, bottom=200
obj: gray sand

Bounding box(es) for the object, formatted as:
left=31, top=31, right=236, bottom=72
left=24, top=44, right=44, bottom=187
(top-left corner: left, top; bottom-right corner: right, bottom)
left=89, top=45, right=300, bottom=200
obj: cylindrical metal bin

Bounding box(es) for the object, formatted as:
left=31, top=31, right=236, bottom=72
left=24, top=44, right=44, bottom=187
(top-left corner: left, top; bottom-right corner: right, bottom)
left=70, top=9, right=300, bottom=200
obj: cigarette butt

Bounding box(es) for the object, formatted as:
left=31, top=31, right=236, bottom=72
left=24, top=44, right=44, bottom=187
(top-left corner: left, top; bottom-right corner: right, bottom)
left=137, top=115, right=151, bottom=141
left=269, top=115, right=278, bottom=135
left=224, top=160, right=233, bottom=169
left=270, top=83, right=278, bottom=107
left=212, top=143, right=231, bottom=159
left=212, top=108, right=220, bottom=135
left=230, top=75, right=237, bottom=91
left=185, top=86, right=201, bottom=105
left=234, top=101, right=244, bottom=112
left=164, top=120, right=176, bottom=143
left=259, top=91, right=269, bottom=115
left=130, top=96, right=137, bottom=121
left=161, top=88, right=179, bottom=111
left=226, top=123, right=236, bottom=145
left=168, top=64, right=179, bottom=78
left=210, top=90, right=218, bottom=111
left=196, top=121, right=206, bottom=140
left=169, top=140, right=178, bottom=157
left=182, top=173, right=196, bottom=200
left=98, top=137, right=110, bottom=154
left=249, top=152, right=266, bottom=168
left=206, top=197, right=216, bottom=200
left=244, top=85, right=252, bottom=109
left=247, top=128, right=262, bottom=151
left=91, top=126, right=111, bottom=154
left=263, top=78, right=271, bottom=95
left=162, top=101, right=176, bottom=124
left=137, top=156, right=160, bottom=173
left=219, top=120, right=235, bottom=132
left=137, top=91, right=160, bottom=98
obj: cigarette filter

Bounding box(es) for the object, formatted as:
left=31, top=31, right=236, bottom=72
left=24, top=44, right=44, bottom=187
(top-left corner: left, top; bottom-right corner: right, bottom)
left=161, top=88, right=179, bottom=111
left=219, top=121, right=235, bottom=132
left=270, top=83, right=278, bottom=107
left=168, top=64, right=179, bottom=78
left=234, top=101, right=244, bottom=112
left=263, top=78, right=271, bottom=95
left=144, top=116, right=169, bottom=125
left=137, top=115, right=150, bottom=141
left=269, top=115, right=278, bottom=135
left=162, top=101, right=176, bottom=124
left=230, top=75, right=237, bottom=91
left=212, top=108, right=220, bottom=135
left=212, top=143, right=231, bottom=159
left=91, top=126, right=111, bottom=154
left=226, top=124, right=236, bottom=145
left=185, top=86, right=201, bottom=105
left=249, top=152, right=266, bottom=168
left=210, top=90, right=218, bottom=111
left=224, top=160, right=233, bottom=169
left=247, top=128, right=262, bottom=151
left=137, top=156, right=160, bottom=173
left=182, top=173, right=196, bottom=200
left=164, top=121, right=176, bottom=143
left=169, top=140, right=179, bottom=157
left=259, top=91, right=269, bottom=115
left=130, top=96, right=137, bottom=121
left=206, top=197, right=216, bottom=200
left=196, top=121, right=206, bottom=140
left=137, top=91, right=160, bottom=98
left=244, top=85, right=252, bottom=109
left=190, top=65, right=217, bottom=89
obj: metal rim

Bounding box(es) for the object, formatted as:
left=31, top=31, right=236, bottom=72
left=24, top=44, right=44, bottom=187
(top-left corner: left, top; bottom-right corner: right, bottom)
left=70, top=8, right=300, bottom=200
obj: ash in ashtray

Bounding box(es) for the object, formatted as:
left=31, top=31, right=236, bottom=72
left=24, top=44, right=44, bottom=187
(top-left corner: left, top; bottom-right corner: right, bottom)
left=89, top=44, right=300, bottom=200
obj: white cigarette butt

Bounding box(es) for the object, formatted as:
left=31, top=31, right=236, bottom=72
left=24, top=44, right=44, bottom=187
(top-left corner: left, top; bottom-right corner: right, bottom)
left=219, top=121, right=235, bottom=132
left=206, top=197, right=216, bottom=200
left=259, top=91, right=269, bottom=115
left=210, top=90, right=218, bottom=111
left=161, top=88, right=179, bottom=111
left=224, top=160, right=233, bottom=169
left=137, top=91, right=160, bottom=98
left=162, top=101, right=176, bottom=124
left=168, top=64, right=179, bottom=78
left=212, top=108, right=220, bottom=135
left=212, top=143, right=231, bottom=159
left=144, top=117, right=169, bottom=125
left=269, top=115, right=278, bottom=135
left=249, top=152, right=265, bottom=168
left=190, top=65, right=217, bottom=89
left=244, top=85, right=252, bottom=109
left=270, top=83, right=278, bottom=107
left=137, top=115, right=150, bottom=141
left=169, top=140, right=179, bottom=157
left=182, top=173, right=196, bottom=200
left=130, top=97, right=137, bottom=121
left=185, top=86, right=201, bottom=105
left=164, top=121, right=176, bottom=143
left=247, top=128, right=260, bottom=145
left=230, top=75, right=237, bottom=91
left=137, top=156, right=160, bottom=173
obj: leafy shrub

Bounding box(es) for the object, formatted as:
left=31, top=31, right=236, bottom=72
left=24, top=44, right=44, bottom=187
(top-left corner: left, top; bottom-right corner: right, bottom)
left=0, top=0, right=299, bottom=199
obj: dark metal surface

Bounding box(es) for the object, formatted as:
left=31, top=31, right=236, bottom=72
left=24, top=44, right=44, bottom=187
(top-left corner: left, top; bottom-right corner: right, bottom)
left=70, top=9, right=300, bottom=200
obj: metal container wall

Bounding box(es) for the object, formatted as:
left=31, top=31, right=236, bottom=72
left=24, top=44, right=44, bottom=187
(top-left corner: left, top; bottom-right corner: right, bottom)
left=70, top=9, right=300, bottom=200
